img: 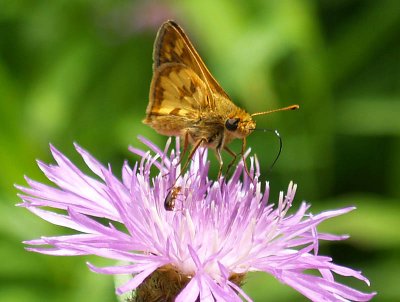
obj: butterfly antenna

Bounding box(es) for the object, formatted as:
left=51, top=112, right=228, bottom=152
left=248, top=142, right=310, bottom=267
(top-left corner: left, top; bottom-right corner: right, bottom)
left=254, top=128, right=282, bottom=173
left=251, top=104, right=299, bottom=117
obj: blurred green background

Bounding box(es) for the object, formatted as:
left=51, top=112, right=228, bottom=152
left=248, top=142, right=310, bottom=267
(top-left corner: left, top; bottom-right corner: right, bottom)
left=1, top=0, right=399, bottom=301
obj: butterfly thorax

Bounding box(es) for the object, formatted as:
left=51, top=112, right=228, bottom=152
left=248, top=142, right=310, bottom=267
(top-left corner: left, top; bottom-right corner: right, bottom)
left=192, top=103, right=256, bottom=149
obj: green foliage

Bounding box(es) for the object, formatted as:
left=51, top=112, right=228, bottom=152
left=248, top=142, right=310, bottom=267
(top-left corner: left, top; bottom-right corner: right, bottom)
left=1, top=0, right=399, bottom=300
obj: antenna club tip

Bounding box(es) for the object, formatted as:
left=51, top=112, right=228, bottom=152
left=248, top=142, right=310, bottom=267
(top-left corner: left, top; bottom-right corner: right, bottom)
left=250, top=104, right=300, bottom=117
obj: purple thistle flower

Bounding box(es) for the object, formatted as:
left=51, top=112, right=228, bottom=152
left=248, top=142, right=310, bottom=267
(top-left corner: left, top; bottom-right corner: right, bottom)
left=17, top=137, right=376, bottom=301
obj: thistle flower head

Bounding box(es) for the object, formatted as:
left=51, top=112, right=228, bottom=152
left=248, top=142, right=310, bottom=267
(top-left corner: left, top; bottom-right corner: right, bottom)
left=17, top=137, right=376, bottom=301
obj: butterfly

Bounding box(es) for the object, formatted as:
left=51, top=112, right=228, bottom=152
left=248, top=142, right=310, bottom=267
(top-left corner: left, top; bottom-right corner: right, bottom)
left=143, top=20, right=299, bottom=177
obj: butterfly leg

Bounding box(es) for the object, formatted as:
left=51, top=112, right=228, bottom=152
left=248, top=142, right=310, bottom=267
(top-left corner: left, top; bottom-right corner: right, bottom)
left=166, top=138, right=205, bottom=208
left=163, top=133, right=190, bottom=179
left=241, top=137, right=253, bottom=181
left=223, top=146, right=238, bottom=176
left=163, top=132, right=190, bottom=182
left=162, top=132, right=190, bottom=180
left=216, top=148, right=224, bottom=178
left=178, top=132, right=190, bottom=166
left=176, top=137, right=205, bottom=181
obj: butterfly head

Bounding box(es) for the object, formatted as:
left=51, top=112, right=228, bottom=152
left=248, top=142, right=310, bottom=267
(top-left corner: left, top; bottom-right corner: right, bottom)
left=224, top=104, right=300, bottom=140
left=224, top=112, right=256, bottom=139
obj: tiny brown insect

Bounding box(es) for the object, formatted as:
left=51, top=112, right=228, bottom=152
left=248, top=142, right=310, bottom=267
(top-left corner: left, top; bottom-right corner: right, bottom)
left=164, top=186, right=182, bottom=211
left=143, top=20, right=299, bottom=177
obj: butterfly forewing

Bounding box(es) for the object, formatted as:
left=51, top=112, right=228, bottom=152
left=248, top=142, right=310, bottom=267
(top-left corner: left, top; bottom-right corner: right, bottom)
left=153, top=20, right=230, bottom=101
left=145, top=20, right=237, bottom=137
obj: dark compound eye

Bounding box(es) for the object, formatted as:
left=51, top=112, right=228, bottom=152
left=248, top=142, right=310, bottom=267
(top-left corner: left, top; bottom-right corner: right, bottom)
left=225, top=118, right=240, bottom=131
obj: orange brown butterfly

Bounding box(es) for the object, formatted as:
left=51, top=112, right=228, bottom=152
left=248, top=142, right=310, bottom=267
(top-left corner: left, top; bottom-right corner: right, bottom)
left=143, top=20, right=299, bottom=179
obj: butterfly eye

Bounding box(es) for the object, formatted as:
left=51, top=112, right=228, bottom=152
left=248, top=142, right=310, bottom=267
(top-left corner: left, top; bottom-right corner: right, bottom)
left=225, top=118, right=240, bottom=131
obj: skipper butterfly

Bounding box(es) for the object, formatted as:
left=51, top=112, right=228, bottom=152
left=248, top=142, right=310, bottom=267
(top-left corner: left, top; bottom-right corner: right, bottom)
left=143, top=20, right=299, bottom=176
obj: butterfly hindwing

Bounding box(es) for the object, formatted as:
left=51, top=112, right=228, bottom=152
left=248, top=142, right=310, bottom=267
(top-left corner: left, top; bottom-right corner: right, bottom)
left=144, top=63, right=213, bottom=136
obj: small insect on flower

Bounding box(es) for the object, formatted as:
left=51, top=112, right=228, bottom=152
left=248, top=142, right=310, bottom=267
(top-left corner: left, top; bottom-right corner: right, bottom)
left=143, top=20, right=299, bottom=177
left=164, top=186, right=182, bottom=211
